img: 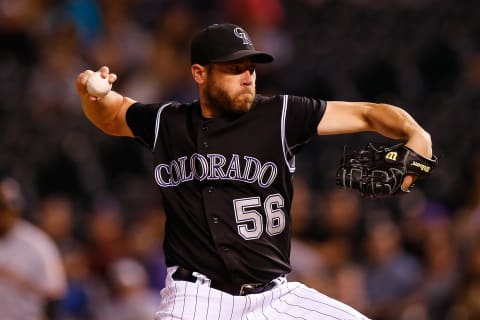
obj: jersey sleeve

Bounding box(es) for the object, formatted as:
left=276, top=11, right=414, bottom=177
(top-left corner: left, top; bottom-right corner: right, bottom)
left=284, top=95, right=326, bottom=154
left=126, top=102, right=162, bottom=151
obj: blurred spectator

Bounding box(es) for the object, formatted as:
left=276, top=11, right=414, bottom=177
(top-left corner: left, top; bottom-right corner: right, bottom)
left=221, top=0, right=293, bottom=73
left=334, top=263, right=369, bottom=315
left=89, top=1, right=153, bottom=75
left=94, top=258, right=159, bottom=320
left=419, top=208, right=458, bottom=320
left=454, top=148, right=480, bottom=256
left=363, top=213, right=422, bottom=320
left=35, top=195, right=77, bottom=249
left=58, top=243, right=93, bottom=320
left=289, top=175, right=327, bottom=291
left=26, top=23, right=86, bottom=120
left=64, top=0, right=104, bottom=45
left=311, top=189, right=366, bottom=266
left=398, top=190, right=429, bottom=259
left=0, top=175, right=66, bottom=319
left=127, top=205, right=167, bottom=291
left=451, top=239, right=480, bottom=319
left=85, top=198, right=128, bottom=278
left=449, top=147, right=480, bottom=320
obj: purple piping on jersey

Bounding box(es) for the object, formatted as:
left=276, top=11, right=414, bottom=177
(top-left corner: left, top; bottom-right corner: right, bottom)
left=153, top=102, right=174, bottom=151
left=281, top=95, right=296, bottom=173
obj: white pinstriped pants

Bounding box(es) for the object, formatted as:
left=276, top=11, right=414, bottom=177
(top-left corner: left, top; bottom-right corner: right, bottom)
left=155, top=267, right=370, bottom=320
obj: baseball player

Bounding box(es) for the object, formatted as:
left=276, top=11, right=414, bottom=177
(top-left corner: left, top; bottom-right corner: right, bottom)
left=76, top=23, right=433, bottom=319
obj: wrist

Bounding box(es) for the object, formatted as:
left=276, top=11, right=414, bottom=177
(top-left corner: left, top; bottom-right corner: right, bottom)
left=405, top=130, right=432, bottom=158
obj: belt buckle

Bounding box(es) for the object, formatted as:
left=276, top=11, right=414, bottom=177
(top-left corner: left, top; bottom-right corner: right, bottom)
left=239, top=283, right=262, bottom=296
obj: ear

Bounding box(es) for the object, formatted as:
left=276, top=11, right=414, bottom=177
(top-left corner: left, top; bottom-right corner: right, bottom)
left=191, top=64, right=206, bottom=84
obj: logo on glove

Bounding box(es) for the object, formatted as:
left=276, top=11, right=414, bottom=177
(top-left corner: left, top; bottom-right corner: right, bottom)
left=385, top=151, right=398, bottom=161
left=410, top=161, right=431, bottom=173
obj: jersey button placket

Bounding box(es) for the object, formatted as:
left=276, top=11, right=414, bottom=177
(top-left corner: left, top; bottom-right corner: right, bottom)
left=198, top=121, right=209, bottom=151
left=199, top=121, right=229, bottom=258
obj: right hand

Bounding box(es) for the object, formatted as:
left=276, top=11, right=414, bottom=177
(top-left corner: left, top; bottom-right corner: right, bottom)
left=76, top=66, right=118, bottom=101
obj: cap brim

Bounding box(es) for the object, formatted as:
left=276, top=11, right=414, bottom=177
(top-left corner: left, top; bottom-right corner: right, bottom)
left=210, top=50, right=274, bottom=64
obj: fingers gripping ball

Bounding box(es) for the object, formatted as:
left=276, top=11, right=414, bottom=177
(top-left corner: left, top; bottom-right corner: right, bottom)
left=86, top=71, right=112, bottom=98
left=335, top=142, right=438, bottom=198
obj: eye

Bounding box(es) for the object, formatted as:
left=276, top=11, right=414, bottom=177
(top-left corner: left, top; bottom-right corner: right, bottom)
left=222, top=63, right=255, bottom=74
left=233, top=65, right=242, bottom=74
left=234, top=64, right=255, bottom=74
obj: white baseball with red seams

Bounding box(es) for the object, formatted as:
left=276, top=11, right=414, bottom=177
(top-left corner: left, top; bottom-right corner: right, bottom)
left=86, top=71, right=112, bottom=98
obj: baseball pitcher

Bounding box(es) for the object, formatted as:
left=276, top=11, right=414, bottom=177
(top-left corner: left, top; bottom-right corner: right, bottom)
left=76, top=23, right=436, bottom=320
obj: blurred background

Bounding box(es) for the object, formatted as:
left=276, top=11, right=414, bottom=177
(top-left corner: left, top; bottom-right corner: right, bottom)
left=1, top=0, right=479, bottom=319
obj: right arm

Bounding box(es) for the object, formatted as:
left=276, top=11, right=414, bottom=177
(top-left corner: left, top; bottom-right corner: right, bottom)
left=76, top=66, right=135, bottom=137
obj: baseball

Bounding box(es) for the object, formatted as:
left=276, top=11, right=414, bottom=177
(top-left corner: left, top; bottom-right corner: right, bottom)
left=86, top=71, right=112, bottom=98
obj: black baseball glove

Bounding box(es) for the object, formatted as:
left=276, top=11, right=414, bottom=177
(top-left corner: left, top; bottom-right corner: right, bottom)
left=335, top=142, right=438, bottom=198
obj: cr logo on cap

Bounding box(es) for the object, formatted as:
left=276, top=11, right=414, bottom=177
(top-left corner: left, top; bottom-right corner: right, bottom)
left=234, top=27, right=253, bottom=45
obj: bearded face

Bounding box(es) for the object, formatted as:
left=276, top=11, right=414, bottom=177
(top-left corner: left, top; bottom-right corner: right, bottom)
left=202, top=60, right=256, bottom=116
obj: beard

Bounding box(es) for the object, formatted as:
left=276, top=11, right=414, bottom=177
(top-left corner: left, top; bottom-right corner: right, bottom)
left=204, top=80, right=255, bottom=116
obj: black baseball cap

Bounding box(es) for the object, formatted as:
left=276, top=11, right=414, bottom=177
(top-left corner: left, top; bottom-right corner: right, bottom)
left=191, top=23, right=274, bottom=65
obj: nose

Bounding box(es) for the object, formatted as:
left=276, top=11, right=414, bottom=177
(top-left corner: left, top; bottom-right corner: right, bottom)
left=241, top=69, right=254, bottom=86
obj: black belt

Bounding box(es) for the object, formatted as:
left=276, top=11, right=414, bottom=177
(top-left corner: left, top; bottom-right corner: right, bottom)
left=172, top=267, right=277, bottom=296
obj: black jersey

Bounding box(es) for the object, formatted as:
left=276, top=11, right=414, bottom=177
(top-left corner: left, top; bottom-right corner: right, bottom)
left=126, top=94, right=326, bottom=286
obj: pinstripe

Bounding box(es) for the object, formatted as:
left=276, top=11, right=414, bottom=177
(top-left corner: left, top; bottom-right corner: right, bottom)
left=261, top=292, right=268, bottom=320
left=251, top=295, right=259, bottom=320
left=170, top=284, right=177, bottom=319
left=262, top=286, right=277, bottom=320
left=181, top=283, right=187, bottom=319
left=193, top=282, right=199, bottom=319
left=278, top=294, right=343, bottom=320
left=292, top=286, right=357, bottom=318
left=158, top=275, right=369, bottom=320
left=246, top=295, right=252, bottom=320
left=298, top=284, right=364, bottom=318
left=269, top=289, right=281, bottom=319
left=206, top=286, right=211, bottom=320
left=218, top=292, right=223, bottom=320
left=229, top=294, right=235, bottom=320
left=256, top=293, right=268, bottom=320
left=270, top=286, right=305, bottom=320
left=241, top=294, right=247, bottom=320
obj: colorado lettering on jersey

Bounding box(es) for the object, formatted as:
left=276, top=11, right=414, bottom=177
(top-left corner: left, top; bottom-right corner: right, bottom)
left=154, top=153, right=278, bottom=188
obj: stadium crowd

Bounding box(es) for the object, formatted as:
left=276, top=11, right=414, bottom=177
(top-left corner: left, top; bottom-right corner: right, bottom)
left=1, top=0, right=480, bottom=319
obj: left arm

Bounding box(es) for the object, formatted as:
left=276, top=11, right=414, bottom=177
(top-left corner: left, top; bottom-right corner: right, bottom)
left=318, top=101, right=433, bottom=190
left=318, top=101, right=432, bottom=158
